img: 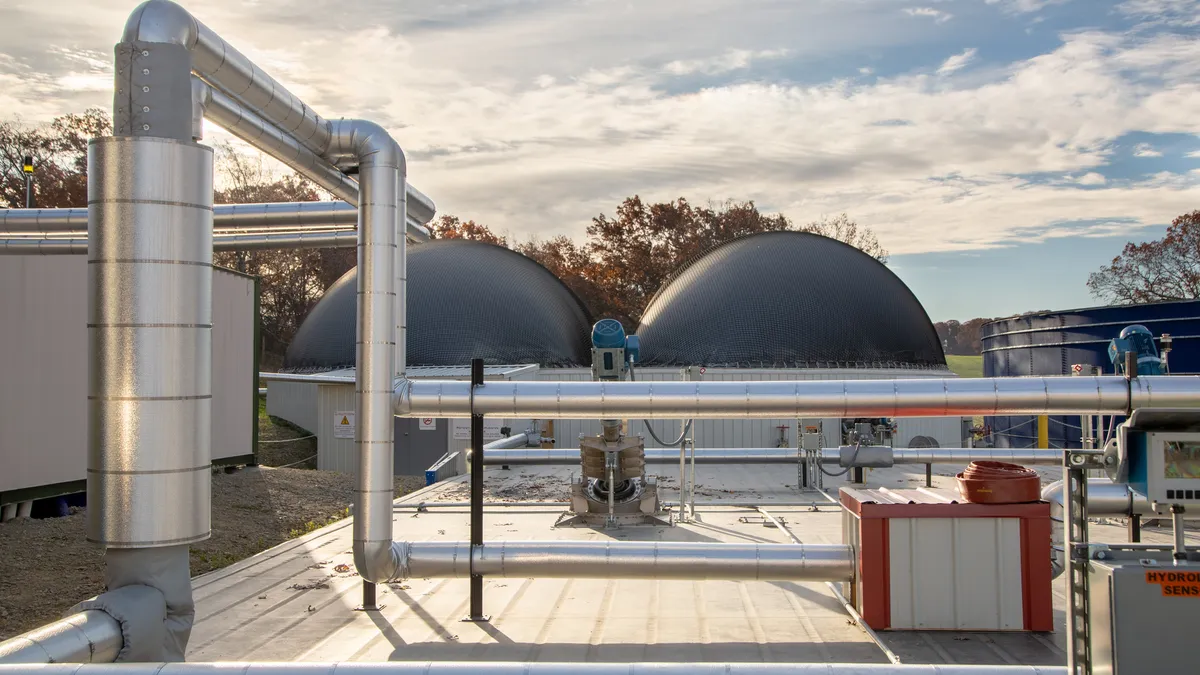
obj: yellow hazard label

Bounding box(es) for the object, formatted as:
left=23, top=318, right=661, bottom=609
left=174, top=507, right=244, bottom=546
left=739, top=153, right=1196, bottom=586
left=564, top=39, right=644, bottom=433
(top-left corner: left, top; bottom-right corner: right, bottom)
left=340, top=416, right=350, bottom=425
left=1146, top=570, right=1200, bottom=597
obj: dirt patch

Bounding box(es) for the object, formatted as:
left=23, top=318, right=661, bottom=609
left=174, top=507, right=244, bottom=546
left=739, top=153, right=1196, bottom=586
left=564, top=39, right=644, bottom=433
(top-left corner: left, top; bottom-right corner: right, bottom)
left=434, top=470, right=567, bottom=503
left=0, top=467, right=423, bottom=641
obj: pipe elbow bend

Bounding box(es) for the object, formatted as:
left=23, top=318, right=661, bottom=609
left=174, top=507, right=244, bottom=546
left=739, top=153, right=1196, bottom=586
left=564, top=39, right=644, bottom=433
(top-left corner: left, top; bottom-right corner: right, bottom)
left=354, top=540, right=409, bottom=584
left=393, top=377, right=412, bottom=416
left=122, top=0, right=198, bottom=46
left=326, top=119, right=406, bottom=172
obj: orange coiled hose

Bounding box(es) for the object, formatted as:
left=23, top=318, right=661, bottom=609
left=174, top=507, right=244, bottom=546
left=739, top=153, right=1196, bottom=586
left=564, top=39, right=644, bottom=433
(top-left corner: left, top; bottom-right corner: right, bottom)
left=956, top=460, right=1042, bottom=504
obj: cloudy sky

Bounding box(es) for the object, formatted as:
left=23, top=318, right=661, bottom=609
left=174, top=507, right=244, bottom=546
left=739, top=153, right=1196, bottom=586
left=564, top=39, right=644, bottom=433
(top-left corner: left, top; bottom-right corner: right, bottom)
left=1, top=0, right=1198, bottom=321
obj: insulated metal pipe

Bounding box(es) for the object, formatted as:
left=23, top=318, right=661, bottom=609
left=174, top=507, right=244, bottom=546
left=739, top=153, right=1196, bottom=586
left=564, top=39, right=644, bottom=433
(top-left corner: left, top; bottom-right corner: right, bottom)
left=2, top=230, right=359, bottom=254
left=0, top=199, right=431, bottom=240
left=396, top=541, right=855, bottom=582
left=396, top=376, right=1200, bottom=419
left=0, top=610, right=123, bottom=664
left=124, top=0, right=333, bottom=156
left=87, top=136, right=212, bottom=547
left=326, top=120, right=408, bottom=585
left=476, top=447, right=1062, bottom=466
left=1042, top=478, right=1156, bottom=578
left=483, top=433, right=532, bottom=450
left=194, top=80, right=431, bottom=243
left=5, top=662, right=1069, bottom=674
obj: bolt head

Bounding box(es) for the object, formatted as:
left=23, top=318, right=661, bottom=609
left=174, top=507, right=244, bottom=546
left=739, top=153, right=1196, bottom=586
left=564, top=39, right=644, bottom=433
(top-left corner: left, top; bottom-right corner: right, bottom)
left=142, top=106, right=150, bottom=113
left=142, top=86, right=150, bottom=93
left=141, top=50, right=149, bottom=57
left=142, top=124, right=150, bottom=131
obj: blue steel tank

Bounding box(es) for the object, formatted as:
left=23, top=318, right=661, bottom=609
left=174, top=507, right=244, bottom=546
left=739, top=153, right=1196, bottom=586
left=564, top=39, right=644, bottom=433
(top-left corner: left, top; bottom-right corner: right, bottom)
left=982, top=300, right=1200, bottom=448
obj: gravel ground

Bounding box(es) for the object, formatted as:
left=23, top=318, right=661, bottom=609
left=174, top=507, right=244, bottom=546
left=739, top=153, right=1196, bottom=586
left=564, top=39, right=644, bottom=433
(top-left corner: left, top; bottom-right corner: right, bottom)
left=0, top=409, right=425, bottom=641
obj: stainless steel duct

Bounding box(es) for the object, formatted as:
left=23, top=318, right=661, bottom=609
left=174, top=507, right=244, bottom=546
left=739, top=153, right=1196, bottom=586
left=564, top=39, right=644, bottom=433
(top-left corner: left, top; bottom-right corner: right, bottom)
left=478, top=447, right=1062, bottom=466
left=1, top=230, right=358, bottom=254
left=322, top=119, right=408, bottom=585
left=6, top=662, right=1069, bottom=674
left=124, top=0, right=332, bottom=156
left=0, top=200, right=431, bottom=240
left=1042, top=478, right=1156, bottom=578
left=395, top=375, right=1200, bottom=419
left=87, top=137, right=212, bottom=547
left=483, top=433, right=532, bottom=450
left=0, top=611, right=122, bottom=664
left=397, top=540, right=854, bottom=581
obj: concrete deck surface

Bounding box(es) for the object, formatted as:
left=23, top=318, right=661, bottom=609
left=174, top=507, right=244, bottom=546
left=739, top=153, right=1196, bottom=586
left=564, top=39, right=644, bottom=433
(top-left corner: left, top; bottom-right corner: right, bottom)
left=185, top=461, right=1196, bottom=666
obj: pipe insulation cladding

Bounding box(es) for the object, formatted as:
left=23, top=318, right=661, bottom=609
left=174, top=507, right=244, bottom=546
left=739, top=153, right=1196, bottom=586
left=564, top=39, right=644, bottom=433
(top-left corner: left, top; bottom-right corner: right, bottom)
left=0, top=663, right=1069, bottom=674
left=395, top=541, right=855, bottom=582
left=476, top=447, right=1063, bottom=466
left=0, top=611, right=122, bottom=664
left=395, top=375, right=1200, bottom=419
left=87, top=136, right=212, bottom=548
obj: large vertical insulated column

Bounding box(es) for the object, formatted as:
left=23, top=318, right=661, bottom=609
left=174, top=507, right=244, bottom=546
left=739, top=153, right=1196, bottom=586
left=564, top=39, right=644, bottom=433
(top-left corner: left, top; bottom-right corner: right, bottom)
left=86, top=137, right=212, bottom=658
left=84, top=19, right=212, bottom=660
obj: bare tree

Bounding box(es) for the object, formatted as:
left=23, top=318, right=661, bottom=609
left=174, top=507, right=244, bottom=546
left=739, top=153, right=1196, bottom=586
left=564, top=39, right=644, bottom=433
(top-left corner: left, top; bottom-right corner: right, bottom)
left=1088, top=211, right=1200, bottom=305
left=799, top=213, right=889, bottom=263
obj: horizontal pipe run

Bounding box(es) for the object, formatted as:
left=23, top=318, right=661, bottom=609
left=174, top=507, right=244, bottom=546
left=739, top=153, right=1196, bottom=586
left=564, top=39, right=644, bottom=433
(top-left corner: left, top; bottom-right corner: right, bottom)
left=477, top=447, right=1062, bottom=466
left=2, top=663, right=1068, bottom=674
left=1, top=230, right=359, bottom=254
left=398, top=541, right=854, bottom=582
left=0, top=610, right=122, bottom=664
left=0, top=201, right=430, bottom=242
left=397, top=375, right=1200, bottom=419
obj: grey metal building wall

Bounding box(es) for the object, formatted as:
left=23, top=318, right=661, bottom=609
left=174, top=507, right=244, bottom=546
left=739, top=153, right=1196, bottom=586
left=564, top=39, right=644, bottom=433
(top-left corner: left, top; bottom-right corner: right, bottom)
left=0, top=256, right=256, bottom=501
left=265, top=380, right=320, bottom=433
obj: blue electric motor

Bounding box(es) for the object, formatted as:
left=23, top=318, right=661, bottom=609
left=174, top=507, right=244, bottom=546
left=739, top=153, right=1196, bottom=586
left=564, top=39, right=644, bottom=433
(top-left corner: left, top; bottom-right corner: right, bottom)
left=1109, top=324, right=1164, bottom=376
left=591, top=319, right=639, bottom=380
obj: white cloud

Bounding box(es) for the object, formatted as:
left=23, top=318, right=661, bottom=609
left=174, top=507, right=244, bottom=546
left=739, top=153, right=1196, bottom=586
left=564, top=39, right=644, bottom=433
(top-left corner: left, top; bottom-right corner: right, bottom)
left=859, top=67, right=875, bottom=75
left=1133, top=143, right=1163, bottom=157
left=1118, top=0, right=1200, bottom=27
left=904, top=7, right=953, bottom=23
left=986, top=0, right=1072, bottom=14
left=1186, top=150, right=1200, bottom=158
left=664, top=49, right=790, bottom=77
left=1076, top=172, right=1107, bottom=185
left=937, top=48, right=978, bottom=74
left=0, top=2, right=1198, bottom=257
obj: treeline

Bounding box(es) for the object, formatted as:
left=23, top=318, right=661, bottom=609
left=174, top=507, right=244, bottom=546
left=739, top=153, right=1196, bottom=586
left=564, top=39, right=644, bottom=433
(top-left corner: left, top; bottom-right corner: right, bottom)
left=934, top=318, right=993, bottom=356
left=2, top=109, right=888, bottom=366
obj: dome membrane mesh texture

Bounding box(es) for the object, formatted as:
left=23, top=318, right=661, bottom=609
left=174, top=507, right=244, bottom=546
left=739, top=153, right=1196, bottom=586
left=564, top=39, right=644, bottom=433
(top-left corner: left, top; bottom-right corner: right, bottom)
left=285, top=239, right=593, bottom=369
left=636, top=231, right=946, bottom=369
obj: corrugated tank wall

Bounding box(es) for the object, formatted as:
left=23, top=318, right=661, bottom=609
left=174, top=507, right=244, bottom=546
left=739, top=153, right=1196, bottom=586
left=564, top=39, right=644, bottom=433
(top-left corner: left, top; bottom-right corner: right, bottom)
left=982, top=299, right=1200, bottom=448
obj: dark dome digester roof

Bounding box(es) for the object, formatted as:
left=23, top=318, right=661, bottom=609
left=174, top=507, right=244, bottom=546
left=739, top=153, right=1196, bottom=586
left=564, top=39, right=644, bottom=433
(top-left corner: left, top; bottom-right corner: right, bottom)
left=284, top=239, right=593, bottom=369
left=636, top=231, right=946, bottom=369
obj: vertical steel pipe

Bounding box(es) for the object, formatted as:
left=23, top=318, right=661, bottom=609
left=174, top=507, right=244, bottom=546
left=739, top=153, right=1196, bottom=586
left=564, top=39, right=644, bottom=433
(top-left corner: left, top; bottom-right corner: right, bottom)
left=324, top=121, right=407, bottom=585
left=87, top=137, right=212, bottom=547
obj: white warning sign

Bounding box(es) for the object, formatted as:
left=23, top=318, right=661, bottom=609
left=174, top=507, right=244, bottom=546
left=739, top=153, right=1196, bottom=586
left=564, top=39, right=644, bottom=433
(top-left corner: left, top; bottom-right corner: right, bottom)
left=451, top=419, right=504, bottom=441
left=419, top=417, right=436, bottom=430
left=333, top=411, right=355, bottom=439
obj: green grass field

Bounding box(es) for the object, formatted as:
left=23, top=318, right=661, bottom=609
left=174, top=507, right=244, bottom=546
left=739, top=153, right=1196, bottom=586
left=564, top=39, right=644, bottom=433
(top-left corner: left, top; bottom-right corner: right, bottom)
left=946, top=354, right=983, bottom=378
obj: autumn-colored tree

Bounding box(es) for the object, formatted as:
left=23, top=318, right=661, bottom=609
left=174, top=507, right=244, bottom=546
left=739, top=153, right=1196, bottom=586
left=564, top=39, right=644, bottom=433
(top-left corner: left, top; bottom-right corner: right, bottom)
left=0, top=108, right=111, bottom=208
left=577, top=197, right=794, bottom=324
left=209, top=142, right=353, bottom=367
left=427, top=214, right=508, bottom=246
left=1088, top=211, right=1200, bottom=305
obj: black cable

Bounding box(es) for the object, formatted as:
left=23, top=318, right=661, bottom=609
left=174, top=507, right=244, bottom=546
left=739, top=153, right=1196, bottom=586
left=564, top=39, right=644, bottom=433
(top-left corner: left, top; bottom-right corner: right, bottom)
left=820, top=440, right=861, bottom=477
left=629, top=362, right=693, bottom=447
